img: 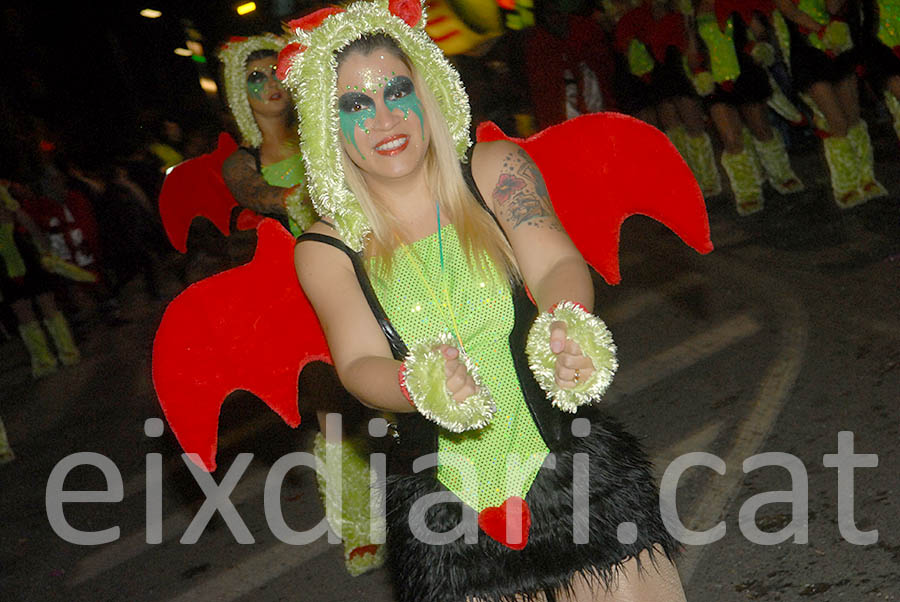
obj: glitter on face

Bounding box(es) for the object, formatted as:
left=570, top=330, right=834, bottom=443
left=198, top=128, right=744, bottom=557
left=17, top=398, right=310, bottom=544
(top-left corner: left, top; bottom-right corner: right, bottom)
left=246, top=63, right=279, bottom=101
left=384, top=76, right=424, bottom=139
left=338, top=92, right=376, bottom=159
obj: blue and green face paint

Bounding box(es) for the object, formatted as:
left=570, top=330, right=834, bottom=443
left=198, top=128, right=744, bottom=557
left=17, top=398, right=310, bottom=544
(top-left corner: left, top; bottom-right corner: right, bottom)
left=383, top=76, right=424, bottom=139
left=246, top=66, right=277, bottom=101
left=338, top=75, right=424, bottom=160
left=338, top=92, right=376, bottom=159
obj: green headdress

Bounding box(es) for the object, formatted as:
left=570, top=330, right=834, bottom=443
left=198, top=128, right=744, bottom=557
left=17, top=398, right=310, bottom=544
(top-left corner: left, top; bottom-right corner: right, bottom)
left=277, top=0, right=471, bottom=251
left=218, top=34, right=285, bottom=148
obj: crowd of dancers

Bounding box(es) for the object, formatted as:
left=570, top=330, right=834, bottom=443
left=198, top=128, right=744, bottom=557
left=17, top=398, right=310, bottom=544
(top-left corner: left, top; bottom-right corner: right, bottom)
left=520, top=0, right=898, bottom=215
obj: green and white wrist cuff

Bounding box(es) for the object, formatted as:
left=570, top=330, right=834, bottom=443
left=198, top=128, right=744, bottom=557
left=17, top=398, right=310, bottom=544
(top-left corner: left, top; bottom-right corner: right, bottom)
left=525, top=301, right=618, bottom=413
left=400, top=333, right=495, bottom=433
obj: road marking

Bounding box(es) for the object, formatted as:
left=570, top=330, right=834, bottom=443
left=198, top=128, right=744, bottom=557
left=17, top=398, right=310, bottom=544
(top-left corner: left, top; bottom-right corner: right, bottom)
left=651, top=420, right=723, bottom=482
left=603, top=313, right=762, bottom=405
left=71, top=464, right=271, bottom=585
left=677, top=298, right=808, bottom=584
left=164, top=539, right=333, bottom=602
left=603, top=272, right=706, bottom=325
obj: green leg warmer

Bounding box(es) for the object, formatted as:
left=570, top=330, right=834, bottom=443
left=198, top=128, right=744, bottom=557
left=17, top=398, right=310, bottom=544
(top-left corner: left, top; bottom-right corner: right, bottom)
left=1, top=223, right=27, bottom=279
left=18, top=320, right=58, bottom=378
left=822, top=135, right=864, bottom=208
left=313, top=433, right=385, bottom=576
left=0, top=416, right=14, bottom=464
left=43, top=311, right=80, bottom=367
left=752, top=133, right=805, bottom=194
left=721, top=148, right=765, bottom=216
left=683, top=131, right=723, bottom=197
left=847, top=120, right=888, bottom=201
left=886, top=90, right=900, bottom=143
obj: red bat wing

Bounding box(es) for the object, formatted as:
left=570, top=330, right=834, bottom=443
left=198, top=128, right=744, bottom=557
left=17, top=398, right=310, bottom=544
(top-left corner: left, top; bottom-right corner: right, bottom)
left=158, top=132, right=239, bottom=253
left=476, top=113, right=713, bottom=285
left=614, top=4, right=653, bottom=52
left=152, top=218, right=331, bottom=471
left=649, top=12, right=687, bottom=62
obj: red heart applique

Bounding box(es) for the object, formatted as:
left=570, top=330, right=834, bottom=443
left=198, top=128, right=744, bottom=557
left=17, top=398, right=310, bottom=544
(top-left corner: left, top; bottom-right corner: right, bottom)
left=477, top=496, right=531, bottom=550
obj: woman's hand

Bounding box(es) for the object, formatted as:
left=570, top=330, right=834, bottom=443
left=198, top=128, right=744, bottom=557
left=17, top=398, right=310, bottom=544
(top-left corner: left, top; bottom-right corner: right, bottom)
left=438, top=344, right=477, bottom=402
left=550, top=321, right=596, bottom=389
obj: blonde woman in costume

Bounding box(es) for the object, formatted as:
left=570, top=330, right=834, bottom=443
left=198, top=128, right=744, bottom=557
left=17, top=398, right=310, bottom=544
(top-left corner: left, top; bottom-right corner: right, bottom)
left=217, top=34, right=383, bottom=576
left=286, top=1, right=687, bottom=599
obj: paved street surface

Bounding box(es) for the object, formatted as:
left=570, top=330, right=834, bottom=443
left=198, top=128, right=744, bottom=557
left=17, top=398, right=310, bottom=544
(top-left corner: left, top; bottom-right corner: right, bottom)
left=1, top=121, right=898, bottom=602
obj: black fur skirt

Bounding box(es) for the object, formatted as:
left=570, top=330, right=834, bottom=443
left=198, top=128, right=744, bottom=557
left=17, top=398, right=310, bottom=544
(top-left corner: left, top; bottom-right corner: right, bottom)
left=384, top=415, right=679, bottom=602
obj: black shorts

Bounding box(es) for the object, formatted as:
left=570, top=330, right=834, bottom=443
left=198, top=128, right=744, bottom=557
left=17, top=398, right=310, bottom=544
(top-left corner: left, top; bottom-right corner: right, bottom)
left=863, top=38, right=900, bottom=90
left=789, top=27, right=859, bottom=91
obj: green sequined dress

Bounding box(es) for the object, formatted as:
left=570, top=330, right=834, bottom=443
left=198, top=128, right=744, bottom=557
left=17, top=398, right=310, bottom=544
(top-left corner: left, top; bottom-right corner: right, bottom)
left=370, top=225, right=548, bottom=513
left=365, top=225, right=677, bottom=602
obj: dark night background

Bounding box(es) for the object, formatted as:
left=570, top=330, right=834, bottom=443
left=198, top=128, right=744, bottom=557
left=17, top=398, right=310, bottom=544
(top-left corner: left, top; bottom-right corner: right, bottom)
left=0, top=1, right=317, bottom=164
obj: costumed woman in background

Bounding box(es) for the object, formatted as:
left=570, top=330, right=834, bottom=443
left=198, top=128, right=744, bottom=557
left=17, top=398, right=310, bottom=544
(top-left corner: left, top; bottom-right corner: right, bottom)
left=219, top=34, right=315, bottom=236
left=285, top=1, right=688, bottom=599
left=1, top=180, right=84, bottom=379
left=612, top=0, right=723, bottom=198
left=773, top=0, right=887, bottom=207
left=862, top=0, right=900, bottom=144
left=694, top=0, right=805, bottom=215
left=216, top=33, right=383, bottom=576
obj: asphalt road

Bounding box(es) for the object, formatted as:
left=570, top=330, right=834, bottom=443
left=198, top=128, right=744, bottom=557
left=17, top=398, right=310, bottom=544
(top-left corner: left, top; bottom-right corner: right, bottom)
left=1, top=121, right=898, bottom=602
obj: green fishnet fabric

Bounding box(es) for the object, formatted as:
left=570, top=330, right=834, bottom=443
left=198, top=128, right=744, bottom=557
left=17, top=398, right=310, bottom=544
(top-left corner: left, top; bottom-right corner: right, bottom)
left=369, top=226, right=548, bottom=513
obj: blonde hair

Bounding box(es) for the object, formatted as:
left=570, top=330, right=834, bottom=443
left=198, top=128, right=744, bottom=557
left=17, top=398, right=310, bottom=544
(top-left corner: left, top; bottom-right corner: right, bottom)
left=337, top=35, right=520, bottom=284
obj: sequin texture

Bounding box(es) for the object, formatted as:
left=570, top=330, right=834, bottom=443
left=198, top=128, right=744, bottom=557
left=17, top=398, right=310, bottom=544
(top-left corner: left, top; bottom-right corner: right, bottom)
left=369, top=225, right=549, bottom=512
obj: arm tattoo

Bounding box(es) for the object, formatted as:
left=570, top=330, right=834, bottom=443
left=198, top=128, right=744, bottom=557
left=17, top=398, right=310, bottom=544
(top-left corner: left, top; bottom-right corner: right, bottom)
left=222, top=150, right=288, bottom=216
left=490, top=147, right=562, bottom=231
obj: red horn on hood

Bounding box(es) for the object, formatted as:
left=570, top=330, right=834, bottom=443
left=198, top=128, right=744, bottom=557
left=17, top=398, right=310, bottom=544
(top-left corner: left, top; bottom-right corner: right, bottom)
left=276, top=42, right=307, bottom=81
left=389, top=0, right=422, bottom=27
